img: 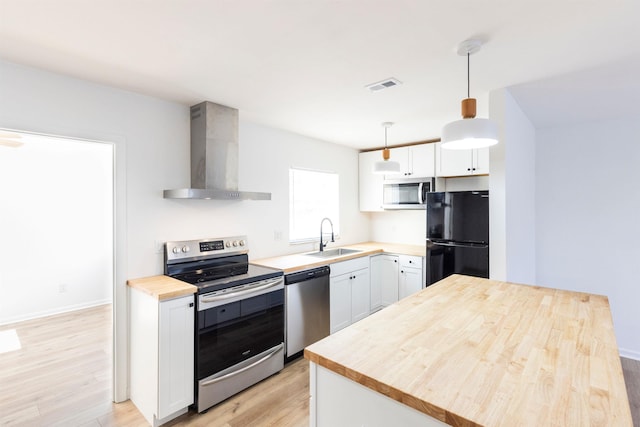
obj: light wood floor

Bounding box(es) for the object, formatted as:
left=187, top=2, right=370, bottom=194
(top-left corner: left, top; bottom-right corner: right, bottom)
left=0, top=305, right=638, bottom=426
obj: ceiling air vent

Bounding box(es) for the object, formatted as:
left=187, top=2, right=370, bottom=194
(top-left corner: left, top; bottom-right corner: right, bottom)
left=365, top=78, right=402, bottom=92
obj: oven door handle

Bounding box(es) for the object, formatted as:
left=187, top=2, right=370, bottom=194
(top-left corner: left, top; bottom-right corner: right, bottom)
left=200, top=277, right=284, bottom=303
left=201, top=344, right=284, bottom=387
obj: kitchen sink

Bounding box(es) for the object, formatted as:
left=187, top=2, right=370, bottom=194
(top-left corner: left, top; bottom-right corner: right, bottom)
left=306, top=248, right=362, bottom=258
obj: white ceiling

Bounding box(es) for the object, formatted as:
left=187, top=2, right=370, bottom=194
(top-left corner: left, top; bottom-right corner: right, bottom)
left=1, top=0, right=639, bottom=149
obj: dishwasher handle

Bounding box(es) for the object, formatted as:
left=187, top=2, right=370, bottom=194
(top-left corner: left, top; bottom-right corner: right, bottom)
left=285, top=265, right=331, bottom=285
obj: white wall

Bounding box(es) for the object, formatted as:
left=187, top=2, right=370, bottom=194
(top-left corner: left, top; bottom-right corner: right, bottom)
left=368, top=210, right=426, bottom=245
left=156, top=119, right=370, bottom=262
left=0, top=59, right=370, bottom=399
left=0, top=134, right=113, bottom=324
left=489, top=88, right=537, bottom=285
left=535, top=117, right=640, bottom=358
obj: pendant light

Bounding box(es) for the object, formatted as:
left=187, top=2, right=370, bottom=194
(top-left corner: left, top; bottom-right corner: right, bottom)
left=441, top=39, right=498, bottom=150
left=0, top=131, right=23, bottom=148
left=373, top=122, right=401, bottom=174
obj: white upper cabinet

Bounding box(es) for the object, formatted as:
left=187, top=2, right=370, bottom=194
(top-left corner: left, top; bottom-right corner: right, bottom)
left=358, top=150, right=384, bottom=212
left=435, top=142, right=490, bottom=177
left=388, top=143, right=436, bottom=179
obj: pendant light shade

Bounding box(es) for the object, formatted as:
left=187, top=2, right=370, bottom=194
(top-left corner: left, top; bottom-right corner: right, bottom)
left=373, top=122, right=400, bottom=174
left=441, top=39, right=498, bottom=150
left=0, top=131, right=23, bottom=148
left=441, top=117, right=498, bottom=150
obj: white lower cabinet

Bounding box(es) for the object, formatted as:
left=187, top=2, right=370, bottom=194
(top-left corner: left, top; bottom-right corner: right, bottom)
left=370, top=254, right=425, bottom=309
left=130, top=288, right=195, bottom=427
left=310, top=362, right=447, bottom=427
left=399, top=255, right=424, bottom=300
left=370, top=254, right=399, bottom=311
left=330, top=257, right=370, bottom=334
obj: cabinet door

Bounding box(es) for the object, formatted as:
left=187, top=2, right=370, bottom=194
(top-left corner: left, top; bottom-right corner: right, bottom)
left=369, top=256, right=382, bottom=311
left=351, top=268, right=370, bottom=323
left=387, top=146, right=410, bottom=178
left=377, top=255, right=399, bottom=307
left=473, top=147, right=490, bottom=175
left=436, top=142, right=474, bottom=177
left=158, top=295, right=194, bottom=418
left=409, top=143, right=436, bottom=178
left=359, top=151, right=384, bottom=212
left=399, top=267, right=423, bottom=300
left=330, top=273, right=352, bottom=334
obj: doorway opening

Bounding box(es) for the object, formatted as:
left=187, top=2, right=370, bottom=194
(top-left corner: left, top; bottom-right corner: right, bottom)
left=0, top=129, right=115, bottom=424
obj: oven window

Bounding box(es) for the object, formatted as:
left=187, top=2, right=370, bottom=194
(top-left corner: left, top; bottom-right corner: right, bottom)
left=196, top=289, right=284, bottom=379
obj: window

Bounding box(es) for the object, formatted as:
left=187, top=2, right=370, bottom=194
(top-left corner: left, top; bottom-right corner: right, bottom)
left=289, top=168, right=339, bottom=243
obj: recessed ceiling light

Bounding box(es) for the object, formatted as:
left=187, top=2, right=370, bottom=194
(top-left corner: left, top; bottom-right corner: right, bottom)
left=365, top=78, right=402, bottom=92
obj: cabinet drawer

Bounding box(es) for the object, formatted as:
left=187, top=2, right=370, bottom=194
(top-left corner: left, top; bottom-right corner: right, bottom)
left=399, top=255, right=422, bottom=268
left=330, top=256, right=369, bottom=277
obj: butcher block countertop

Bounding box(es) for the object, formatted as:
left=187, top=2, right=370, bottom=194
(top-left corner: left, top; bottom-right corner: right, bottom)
left=304, top=274, right=632, bottom=426
left=127, top=275, right=197, bottom=300
left=252, top=241, right=425, bottom=273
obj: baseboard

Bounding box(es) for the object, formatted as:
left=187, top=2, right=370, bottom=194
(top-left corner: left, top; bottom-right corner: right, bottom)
left=0, top=299, right=112, bottom=325
left=619, top=347, right=640, bottom=361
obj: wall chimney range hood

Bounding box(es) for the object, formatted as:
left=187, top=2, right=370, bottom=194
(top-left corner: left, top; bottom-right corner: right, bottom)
left=163, top=101, right=271, bottom=200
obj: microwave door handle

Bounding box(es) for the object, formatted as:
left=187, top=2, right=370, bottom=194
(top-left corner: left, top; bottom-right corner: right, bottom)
left=418, top=182, right=425, bottom=204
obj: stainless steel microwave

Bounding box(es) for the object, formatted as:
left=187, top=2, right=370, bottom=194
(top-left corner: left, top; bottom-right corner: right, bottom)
left=382, top=178, right=435, bottom=210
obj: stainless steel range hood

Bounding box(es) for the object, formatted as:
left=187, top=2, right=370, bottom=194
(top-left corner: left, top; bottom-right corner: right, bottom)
left=163, top=101, right=271, bottom=200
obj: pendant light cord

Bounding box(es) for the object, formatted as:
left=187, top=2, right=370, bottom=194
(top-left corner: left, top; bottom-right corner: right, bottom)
left=384, top=126, right=388, bottom=148
left=467, top=51, right=470, bottom=99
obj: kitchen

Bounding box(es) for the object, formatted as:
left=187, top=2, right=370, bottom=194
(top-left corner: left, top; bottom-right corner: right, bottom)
left=1, top=1, right=640, bottom=426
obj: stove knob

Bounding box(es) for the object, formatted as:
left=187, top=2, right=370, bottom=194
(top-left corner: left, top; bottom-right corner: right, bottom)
left=239, top=240, right=245, bottom=246
left=172, top=247, right=180, bottom=254
left=181, top=246, right=190, bottom=253
left=225, top=241, right=231, bottom=248
left=232, top=240, right=239, bottom=247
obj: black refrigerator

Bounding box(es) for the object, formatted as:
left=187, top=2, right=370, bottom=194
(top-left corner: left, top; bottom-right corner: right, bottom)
left=426, top=191, right=489, bottom=286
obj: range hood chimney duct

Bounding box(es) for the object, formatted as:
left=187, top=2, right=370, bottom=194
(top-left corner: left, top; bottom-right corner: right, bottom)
left=163, top=101, right=271, bottom=200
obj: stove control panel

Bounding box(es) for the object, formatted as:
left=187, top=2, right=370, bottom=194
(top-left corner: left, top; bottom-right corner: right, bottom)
left=165, top=235, right=249, bottom=262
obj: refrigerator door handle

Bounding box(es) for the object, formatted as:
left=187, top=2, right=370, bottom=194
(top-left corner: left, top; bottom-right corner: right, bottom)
left=431, top=241, right=488, bottom=249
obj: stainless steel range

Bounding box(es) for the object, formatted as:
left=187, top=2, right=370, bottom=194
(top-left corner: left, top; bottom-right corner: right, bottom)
left=165, top=236, right=284, bottom=413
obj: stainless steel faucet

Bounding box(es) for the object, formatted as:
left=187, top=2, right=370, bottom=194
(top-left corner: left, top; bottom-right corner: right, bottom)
left=319, top=217, right=334, bottom=252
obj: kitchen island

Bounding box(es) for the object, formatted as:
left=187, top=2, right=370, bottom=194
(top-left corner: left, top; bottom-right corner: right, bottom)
left=304, top=274, right=632, bottom=426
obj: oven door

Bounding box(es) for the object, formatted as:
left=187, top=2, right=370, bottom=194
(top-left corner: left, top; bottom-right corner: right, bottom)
left=195, top=277, right=284, bottom=411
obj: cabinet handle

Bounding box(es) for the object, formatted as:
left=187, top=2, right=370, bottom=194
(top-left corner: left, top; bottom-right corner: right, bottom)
left=394, top=260, right=397, bottom=263
left=189, top=302, right=194, bottom=307
left=401, top=270, right=404, bottom=273
left=467, top=168, right=471, bottom=171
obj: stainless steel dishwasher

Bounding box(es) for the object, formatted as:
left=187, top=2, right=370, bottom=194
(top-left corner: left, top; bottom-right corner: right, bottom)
left=284, top=265, right=331, bottom=360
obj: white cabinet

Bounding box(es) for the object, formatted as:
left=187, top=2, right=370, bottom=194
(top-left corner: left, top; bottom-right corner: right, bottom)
left=370, top=254, right=424, bottom=308
left=329, top=272, right=352, bottom=333
left=370, top=254, right=399, bottom=311
left=359, top=143, right=436, bottom=212
left=398, top=255, right=424, bottom=300
left=310, top=363, right=447, bottom=427
left=435, top=142, right=489, bottom=177
left=388, top=143, right=436, bottom=179
left=359, top=150, right=384, bottom=212
left=330, top=257, right=370, bottom=333
left=130, top=288, right=194, bottom=427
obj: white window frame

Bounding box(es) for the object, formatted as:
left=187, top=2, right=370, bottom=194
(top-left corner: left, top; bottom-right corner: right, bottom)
left=289, top=167, right=340, bottom=244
